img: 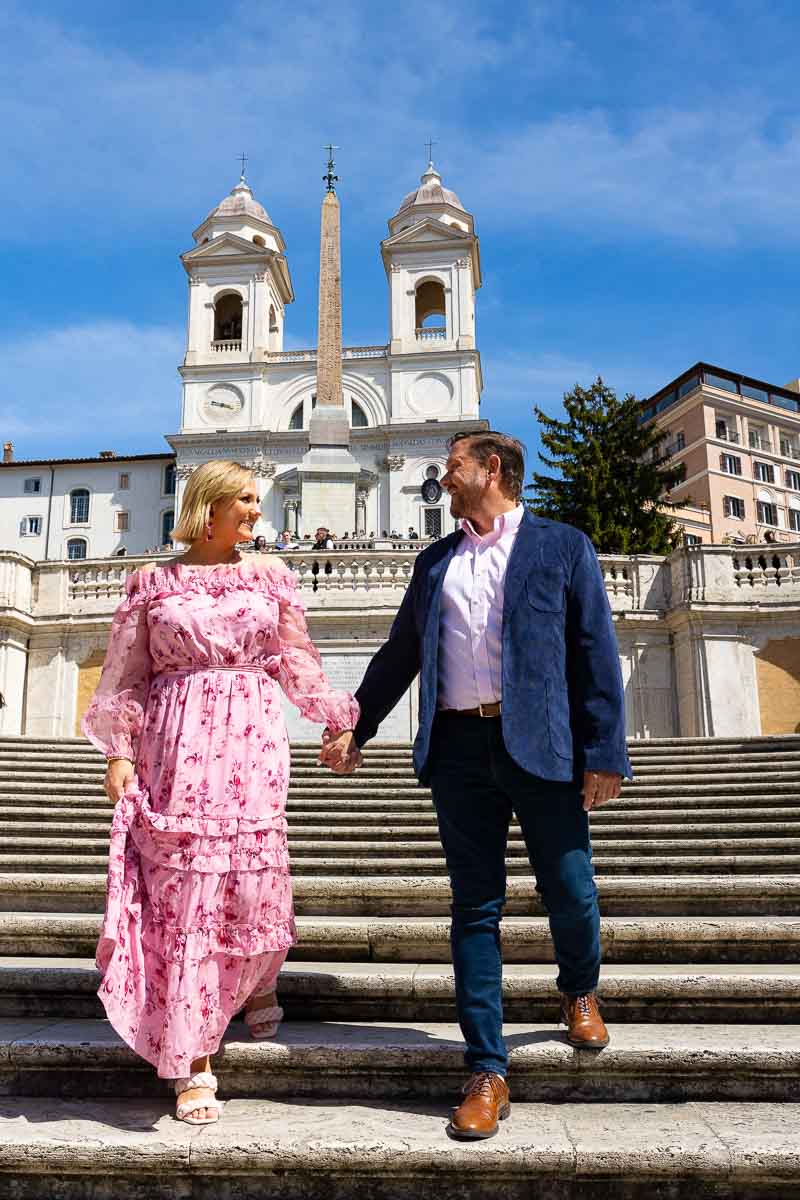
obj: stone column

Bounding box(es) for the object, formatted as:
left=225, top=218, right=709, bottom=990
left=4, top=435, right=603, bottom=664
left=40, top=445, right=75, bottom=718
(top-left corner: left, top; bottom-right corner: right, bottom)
left=299, top=177, right=360, bottom=535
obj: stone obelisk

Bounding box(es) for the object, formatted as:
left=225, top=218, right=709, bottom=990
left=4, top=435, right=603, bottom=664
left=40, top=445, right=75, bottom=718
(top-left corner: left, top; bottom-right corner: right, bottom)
left=299, top=149, right=359, bottom=534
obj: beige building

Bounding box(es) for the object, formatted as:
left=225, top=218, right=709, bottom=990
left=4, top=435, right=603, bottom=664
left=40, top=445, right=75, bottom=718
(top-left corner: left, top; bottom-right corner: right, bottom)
left=643, top=362, right=800, bottom=546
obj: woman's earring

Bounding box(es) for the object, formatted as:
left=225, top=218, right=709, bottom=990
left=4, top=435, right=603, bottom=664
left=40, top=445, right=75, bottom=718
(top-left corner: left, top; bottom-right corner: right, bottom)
left=205, top=520, right=214, bottom=541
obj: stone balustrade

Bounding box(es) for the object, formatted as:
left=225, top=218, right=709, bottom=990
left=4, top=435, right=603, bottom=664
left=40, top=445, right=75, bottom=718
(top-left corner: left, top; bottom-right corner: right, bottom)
left=210, top=339, right=242, bottom=353
left=2, top=540, right=798, bottom=622
left=266, top=346, right=387, bottom=364
left=672, top=541, right=800, bottom=604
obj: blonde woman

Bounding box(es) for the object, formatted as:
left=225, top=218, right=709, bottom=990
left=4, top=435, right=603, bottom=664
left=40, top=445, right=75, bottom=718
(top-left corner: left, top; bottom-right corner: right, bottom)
left=82, top=460, right=359, bottom=1124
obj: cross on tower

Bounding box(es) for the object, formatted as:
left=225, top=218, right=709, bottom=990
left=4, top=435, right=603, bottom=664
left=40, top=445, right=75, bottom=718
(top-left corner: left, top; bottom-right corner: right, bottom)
left=323, top=144, right=339, bottom=193
left=238, top=152, right=248, bottom=180
left=425, top=137, right=436, bottom=163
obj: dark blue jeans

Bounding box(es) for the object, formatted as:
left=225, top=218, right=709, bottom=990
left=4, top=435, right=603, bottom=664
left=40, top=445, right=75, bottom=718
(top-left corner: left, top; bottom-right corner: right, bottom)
left=429, top=712, right=601, bottom=1077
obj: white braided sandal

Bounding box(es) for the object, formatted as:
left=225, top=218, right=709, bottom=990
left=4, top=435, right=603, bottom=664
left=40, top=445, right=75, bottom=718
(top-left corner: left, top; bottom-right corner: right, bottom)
left=174, top=1071, right=223, bottom=1125
left=244, top=998, right=284, bottom=1040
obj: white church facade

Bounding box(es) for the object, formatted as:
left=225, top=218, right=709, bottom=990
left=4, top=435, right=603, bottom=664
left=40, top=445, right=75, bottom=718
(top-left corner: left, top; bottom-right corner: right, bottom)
left=0, top=161, right=485, bottom=560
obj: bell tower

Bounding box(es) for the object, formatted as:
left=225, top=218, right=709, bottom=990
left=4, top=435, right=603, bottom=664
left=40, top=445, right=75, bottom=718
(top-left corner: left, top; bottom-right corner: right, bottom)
left=382, top=159, right=481, bottom=357
left=178, top=170, right=294, bottom=434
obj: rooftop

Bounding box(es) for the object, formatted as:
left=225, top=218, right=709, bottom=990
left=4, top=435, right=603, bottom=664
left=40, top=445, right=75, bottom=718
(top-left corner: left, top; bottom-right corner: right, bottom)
left=397, top=161, right=466, bottom=215
left=0, top=452, right=174, bottom=469
left=641, top=362, right=800, bottom=423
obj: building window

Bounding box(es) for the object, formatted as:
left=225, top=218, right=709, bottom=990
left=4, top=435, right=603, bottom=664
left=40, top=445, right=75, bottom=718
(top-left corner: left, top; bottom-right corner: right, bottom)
left=164, top=463, right=176, bottom=495
left=114, top=511, right=129, bottom=532
left=119, top=473, right=130, bottom=490
left=70, top=488, right=90, bottom=523
left=684, top=533, right=702, bottom=546
left=213, top=293, right=243, bottom=342
left=724, top=496, right=745, bottom=520
left=754, top=461, right=775, bottom=484
left=423, top=508, right=443, bottom=538
left=425, top=464, right=441, bottom=479
left=415, top=279, right=446, bottom=332
left=786, top=470, right=800, bottom=491
left=749, top=427, right=772, bottom=452
left=21, top=516, right=42, bottom=536
left=715, top=419, right=737, bottom=442
left=780, top=434, right=800, bottom=459
left=289, top=402, right=304, bottom=430
left=789, top=508, right=800, bottom=533
left=675, top=431, right=685, bottom=450
left=706, top=372, right=738, bottom=394
left=67, top=538, right=87, bottom=560
left=757, top=501, right=778, bottom=526
left=161, top=509, right=174, bottom=546
left=720, top=454, right=742, bottom=475
left=23, top=477, right=41, bottom=494
left=351, top=400, right=368, bottom=428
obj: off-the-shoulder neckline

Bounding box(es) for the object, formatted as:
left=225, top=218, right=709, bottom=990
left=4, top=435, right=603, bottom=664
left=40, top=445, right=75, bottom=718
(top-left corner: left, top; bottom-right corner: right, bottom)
left=149, top=556, right=287, bottom=573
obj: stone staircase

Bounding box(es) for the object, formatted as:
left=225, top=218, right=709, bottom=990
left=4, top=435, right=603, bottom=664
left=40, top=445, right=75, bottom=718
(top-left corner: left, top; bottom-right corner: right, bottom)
left=0, top=734, right=798, bottom=1197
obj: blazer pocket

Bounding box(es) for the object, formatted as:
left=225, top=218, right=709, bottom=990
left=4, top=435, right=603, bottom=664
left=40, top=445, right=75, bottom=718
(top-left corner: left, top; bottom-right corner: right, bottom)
left=526, top=570, right=565, bottom=612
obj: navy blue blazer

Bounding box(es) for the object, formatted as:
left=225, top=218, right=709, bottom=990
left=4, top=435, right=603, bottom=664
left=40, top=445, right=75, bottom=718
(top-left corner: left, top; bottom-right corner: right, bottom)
left=354, top=510, right=632, bottom=786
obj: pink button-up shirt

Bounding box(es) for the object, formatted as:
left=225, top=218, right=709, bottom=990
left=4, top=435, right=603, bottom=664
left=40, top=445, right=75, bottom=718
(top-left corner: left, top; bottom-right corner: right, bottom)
left=437, top=504, right=525, bottom=711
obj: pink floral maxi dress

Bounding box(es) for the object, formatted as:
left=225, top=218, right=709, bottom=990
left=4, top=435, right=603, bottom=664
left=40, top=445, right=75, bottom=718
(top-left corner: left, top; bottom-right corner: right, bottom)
left=81, top=560, right=359, bottom=1078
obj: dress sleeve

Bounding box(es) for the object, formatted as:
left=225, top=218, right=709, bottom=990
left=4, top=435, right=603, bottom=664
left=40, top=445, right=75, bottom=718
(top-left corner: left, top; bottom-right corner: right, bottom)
left=81, top=570, right=153, bottom=761
left=273, top=568, right=361, bottom=735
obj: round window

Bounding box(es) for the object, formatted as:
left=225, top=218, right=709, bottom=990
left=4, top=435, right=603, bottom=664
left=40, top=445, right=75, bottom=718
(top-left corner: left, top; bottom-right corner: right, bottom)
left=425, top=464, right=440, bottom=479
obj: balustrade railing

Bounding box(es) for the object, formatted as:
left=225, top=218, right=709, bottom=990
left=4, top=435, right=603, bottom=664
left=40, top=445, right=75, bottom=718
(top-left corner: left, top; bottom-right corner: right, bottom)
left=266, top=345, right=387, bottom=364
left=415, top=328, right=447, bottom=341
left=211, top=339, right=242, bottom=353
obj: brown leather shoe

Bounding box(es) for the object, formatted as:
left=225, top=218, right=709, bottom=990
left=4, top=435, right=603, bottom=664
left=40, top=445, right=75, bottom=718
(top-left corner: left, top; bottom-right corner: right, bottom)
left=561, top=992, right=610, bottom=1049
left=448, top=1072, right=510, bottom=1140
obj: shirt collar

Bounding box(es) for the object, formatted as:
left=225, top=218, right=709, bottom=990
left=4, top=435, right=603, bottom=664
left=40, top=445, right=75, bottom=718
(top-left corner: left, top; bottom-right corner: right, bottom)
left=460, top=504, right=525, bottom=545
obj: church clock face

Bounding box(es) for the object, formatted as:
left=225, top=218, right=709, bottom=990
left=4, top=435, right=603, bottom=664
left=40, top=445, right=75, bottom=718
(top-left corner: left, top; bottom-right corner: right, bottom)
left=202, top=385, right=244, bottom=424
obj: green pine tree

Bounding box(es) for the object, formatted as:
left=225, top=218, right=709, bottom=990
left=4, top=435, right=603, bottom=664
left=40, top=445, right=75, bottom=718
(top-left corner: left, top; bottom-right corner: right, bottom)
left=527, top=377, right=688, bottom=554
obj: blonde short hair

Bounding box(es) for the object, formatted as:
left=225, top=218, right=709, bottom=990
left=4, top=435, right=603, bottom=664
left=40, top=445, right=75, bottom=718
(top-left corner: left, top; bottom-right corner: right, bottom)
left=172, top=460, right=255, bottom=544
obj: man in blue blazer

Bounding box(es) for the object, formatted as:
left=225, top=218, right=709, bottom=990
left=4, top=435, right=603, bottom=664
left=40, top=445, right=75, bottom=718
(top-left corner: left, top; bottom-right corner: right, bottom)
left=322, top=430, right=632, bottom=1140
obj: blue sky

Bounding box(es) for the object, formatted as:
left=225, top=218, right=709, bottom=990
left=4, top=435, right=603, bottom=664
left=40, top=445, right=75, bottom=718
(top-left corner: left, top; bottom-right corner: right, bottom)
left=1, top=0, right=800, bottom=473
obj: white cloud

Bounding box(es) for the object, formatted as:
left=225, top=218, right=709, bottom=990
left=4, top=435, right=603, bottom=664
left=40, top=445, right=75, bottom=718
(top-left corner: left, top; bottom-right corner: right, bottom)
left=0, top=321, right=182, bottom=457
left=464, top=105, right=800, bottom=244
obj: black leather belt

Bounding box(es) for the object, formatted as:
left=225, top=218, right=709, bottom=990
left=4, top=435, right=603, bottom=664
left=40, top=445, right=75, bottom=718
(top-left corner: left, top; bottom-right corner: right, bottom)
left=440, top=702, right=502, bottom=718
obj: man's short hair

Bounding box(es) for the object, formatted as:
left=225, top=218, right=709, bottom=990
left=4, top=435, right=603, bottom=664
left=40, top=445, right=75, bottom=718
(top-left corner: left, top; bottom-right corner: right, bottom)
left=448, top=430, right=527, bottom=501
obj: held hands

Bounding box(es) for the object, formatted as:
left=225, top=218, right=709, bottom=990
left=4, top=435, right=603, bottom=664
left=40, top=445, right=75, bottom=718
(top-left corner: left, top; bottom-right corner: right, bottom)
left=318, top=729, right=363, bottom=775
left=105, top=757, right=134, bottom=802
left=581, top=769, right=622, bottom=812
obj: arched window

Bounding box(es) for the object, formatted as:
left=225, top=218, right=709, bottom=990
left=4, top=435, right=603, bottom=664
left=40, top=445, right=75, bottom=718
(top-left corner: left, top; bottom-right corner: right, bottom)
left=415, top=279, right=446, bottom=331
left=161, top=509, right=174, bottom=545
left=289, top=403, right=304, bottom=430
left=351, top=400, right=368, bottom=428
left=213, top=293, right=243, bottom=342
left=67, top=537, right=87, bottom=561
left=164, top=463, right=176, bottom=495
left=70, top=488, right=90, bottom=524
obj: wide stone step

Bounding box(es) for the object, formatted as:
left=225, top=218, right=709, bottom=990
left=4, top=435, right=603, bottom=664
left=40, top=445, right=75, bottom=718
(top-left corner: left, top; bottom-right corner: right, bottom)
left=3, top=834, right=800, bottom=861
left=4, top=771, right=800, bottom=795
left=3, top=874, right=798, bottom=919
left=3, top=851, right=797, bottom=876
left=4, top=753, right=800, bottom=782
left=4, top=811, right=800, bottom=840
left=3, top=803, right=799, bottom=830
left=0, top=791, right=794, bottom=815
left=3, top=958, right=798, bottom=1024
left=2, top=1018, right=798, bottom=1103
left=4, top=912, right=798, bottom=962
left=1, top=1098, right=795, bottom=1200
